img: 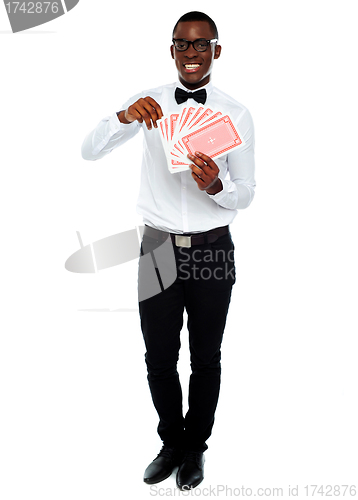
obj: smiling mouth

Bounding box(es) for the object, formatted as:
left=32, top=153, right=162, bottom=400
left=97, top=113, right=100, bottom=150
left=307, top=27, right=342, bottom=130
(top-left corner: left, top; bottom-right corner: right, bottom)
left=184, top=64, right=201, bottom=69
left=183, top=63, right=202, bottom=74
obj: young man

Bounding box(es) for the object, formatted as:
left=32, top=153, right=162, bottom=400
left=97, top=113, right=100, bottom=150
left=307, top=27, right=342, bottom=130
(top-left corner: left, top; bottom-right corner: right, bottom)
left=82, top=11, right=255, bottom=490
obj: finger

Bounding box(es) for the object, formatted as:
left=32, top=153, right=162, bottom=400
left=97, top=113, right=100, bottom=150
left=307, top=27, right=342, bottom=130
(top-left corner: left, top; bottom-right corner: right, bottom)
left=137, top=99, right=158, bottom=130
left=144, top=96, right=164, bottom=121
left=127, top=106, right=144, bottom=124
left=194, top=151, right=217, bottom=170
left=187, top=154, right=212, bottom=176
left=189, top=163, right=208, bottom=180
left=142, top=100, right=160, bottom=128
left=140, top=98, right=162, bottom=129
left=191, top=171, right=206, bottom=189
left=187, top=153, right=206, bottom=169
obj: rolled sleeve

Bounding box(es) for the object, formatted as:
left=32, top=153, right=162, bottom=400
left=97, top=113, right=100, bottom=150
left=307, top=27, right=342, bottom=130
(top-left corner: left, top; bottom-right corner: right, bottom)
left=206, top=108, right=256, bottom=210
left=81, top=112, right=140, bottom=161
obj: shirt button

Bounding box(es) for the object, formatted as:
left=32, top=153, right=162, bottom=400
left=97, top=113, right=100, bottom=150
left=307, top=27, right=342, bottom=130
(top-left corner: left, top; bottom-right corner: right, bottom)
left=182, top=186, right=186, bottom=189
left=183, top=212, right=187, bottom=216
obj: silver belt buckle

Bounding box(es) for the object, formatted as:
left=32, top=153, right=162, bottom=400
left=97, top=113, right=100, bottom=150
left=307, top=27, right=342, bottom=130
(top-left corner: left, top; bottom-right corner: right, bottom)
left=175, top=235, right=192, bottom=248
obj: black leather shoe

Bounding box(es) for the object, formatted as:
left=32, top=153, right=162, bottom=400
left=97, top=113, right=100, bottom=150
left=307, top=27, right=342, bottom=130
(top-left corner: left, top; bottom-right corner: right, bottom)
left=143, top=445, right=182, bottom=485
left=176, top=451, right=205, bottom=490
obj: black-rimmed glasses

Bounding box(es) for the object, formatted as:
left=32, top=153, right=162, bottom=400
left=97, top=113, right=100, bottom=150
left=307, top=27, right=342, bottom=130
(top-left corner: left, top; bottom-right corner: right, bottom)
left=172, top=38, right=218, bottom=52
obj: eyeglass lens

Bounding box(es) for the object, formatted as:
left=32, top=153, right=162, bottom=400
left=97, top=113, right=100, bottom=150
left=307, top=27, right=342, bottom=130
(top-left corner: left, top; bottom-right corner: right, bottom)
left=174, top=39, right=209, bottom=52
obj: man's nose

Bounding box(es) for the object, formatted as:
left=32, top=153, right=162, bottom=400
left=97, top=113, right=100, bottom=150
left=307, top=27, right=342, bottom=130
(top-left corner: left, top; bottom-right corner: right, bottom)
left=185, top=43, right=198, bottom=58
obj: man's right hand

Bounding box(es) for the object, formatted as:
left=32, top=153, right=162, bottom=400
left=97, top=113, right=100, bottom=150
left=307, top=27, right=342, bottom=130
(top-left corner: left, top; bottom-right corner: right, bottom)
left=118, top=97, right=163, bottom=130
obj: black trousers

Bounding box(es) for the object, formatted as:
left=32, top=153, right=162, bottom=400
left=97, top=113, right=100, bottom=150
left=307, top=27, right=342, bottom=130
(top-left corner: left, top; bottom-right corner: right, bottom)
left=138, top=227, right=235, bottom=453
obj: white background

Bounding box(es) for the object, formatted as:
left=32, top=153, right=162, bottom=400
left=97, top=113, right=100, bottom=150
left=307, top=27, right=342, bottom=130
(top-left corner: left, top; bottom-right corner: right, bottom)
left=1, top=0, right=357, bottom=498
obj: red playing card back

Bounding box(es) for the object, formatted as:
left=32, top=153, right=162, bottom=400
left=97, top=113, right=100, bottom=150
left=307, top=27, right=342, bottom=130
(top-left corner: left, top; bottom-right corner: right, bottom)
left=181, top=116, right=243, bottom=158
left=170, top=114, right=179, bottom=140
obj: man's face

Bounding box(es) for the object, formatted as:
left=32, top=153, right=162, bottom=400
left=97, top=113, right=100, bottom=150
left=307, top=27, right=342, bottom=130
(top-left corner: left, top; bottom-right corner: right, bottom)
left=171, top=21, right=221, bottom=90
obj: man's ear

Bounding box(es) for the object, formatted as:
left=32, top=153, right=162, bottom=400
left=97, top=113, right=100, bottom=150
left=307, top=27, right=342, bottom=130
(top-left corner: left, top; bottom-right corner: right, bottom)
left=170, top=45, right=174, bottom=59
left=214, top=44, right=222, bottom=60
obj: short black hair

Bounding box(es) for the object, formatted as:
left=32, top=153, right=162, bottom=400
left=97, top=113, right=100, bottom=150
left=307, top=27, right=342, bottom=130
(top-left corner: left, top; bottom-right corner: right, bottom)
left=172, top=11, right=219, bottom=40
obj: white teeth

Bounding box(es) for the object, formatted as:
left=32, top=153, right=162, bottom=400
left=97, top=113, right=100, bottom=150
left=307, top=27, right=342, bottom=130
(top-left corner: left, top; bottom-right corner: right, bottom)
left=185, top=64, right=200, bottom=68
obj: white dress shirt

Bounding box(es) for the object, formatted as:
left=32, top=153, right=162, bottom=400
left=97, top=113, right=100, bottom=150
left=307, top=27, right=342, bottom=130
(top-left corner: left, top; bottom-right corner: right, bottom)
left=81, top=80, right=256, bottom=234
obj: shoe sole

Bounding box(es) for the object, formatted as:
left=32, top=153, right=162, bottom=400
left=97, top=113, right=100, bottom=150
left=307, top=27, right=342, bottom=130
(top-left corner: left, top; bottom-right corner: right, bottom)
left=177, top=475, right=204, bottom=490
left=144, top=468, right=177, bottom=485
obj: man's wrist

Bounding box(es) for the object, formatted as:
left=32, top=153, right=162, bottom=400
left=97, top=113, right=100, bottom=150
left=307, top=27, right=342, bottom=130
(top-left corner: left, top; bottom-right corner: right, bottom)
left=117, top=110, right=132, bottom=124
left=206, top=178, right=223, bottom=195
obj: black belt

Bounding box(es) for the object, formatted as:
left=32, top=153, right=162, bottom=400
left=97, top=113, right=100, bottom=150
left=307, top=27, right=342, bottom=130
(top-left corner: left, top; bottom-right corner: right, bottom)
left=143, top=225, right=229, bottom=248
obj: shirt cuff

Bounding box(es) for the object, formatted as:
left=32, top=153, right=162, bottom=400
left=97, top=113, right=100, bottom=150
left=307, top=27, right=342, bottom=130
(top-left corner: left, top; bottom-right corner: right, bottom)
left=110, top=111, right=123, bottom=134
left=109, top=111, right=139, bottom=135
left=206, top=179, right=236, bottom=202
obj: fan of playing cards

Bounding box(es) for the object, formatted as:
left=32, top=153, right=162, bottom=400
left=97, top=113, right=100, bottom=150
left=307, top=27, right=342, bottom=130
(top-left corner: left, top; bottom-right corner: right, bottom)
left=157, top=105, right=245, bottom=173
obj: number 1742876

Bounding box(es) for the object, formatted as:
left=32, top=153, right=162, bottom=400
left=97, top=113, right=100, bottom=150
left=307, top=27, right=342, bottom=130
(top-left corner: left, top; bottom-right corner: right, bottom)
left=5, top=2, right=59, bottom=14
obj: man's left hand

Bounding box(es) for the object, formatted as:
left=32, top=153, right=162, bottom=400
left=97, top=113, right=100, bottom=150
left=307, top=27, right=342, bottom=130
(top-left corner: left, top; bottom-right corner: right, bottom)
left=188, top=152, right=223, bottom=195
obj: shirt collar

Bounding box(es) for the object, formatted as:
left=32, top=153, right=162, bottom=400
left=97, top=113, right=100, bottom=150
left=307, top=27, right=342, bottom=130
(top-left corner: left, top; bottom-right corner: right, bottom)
left=175, top=80, right=213, bottom=99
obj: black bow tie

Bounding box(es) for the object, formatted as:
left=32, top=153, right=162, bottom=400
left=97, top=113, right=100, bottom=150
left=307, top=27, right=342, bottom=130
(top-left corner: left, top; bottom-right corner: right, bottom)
left=175, top=87, right=207, bottom=105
